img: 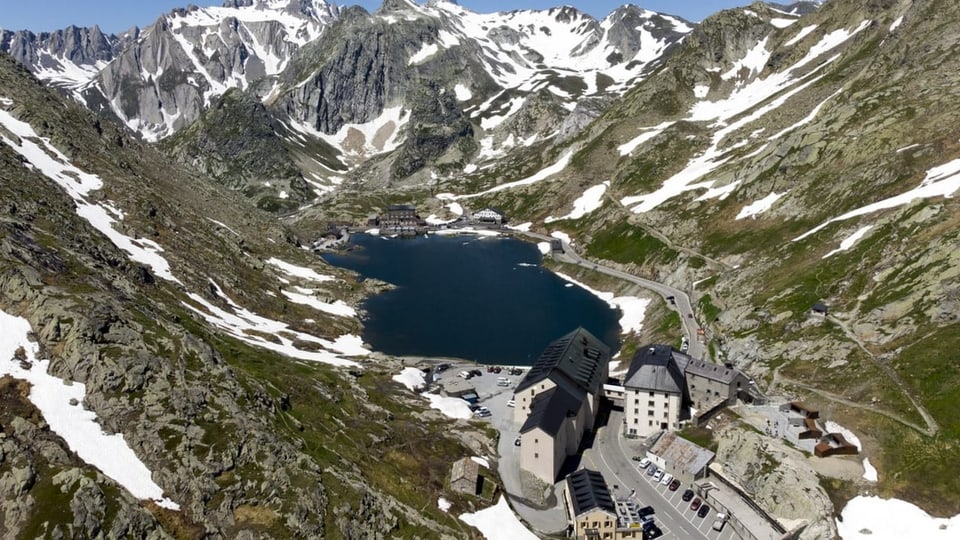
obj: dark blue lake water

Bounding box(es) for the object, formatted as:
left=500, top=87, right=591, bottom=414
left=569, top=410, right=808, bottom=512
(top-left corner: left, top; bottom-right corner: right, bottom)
left=321, top=234, right=621, bottom=365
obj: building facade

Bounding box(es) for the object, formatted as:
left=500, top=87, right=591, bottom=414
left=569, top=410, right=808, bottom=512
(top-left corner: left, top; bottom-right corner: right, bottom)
left=513, top=328, right=610, bottom=484
left=622, top=345, right=688, bottom=437
left=684, top=359, right=751, bottom=410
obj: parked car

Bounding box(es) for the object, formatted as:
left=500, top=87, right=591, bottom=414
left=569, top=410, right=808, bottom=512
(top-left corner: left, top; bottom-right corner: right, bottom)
left=514, top=436, right=521, bottom=446
left=646, top=465, right=657, bottom=476
left=506, top=399, right=515, bottom=407
left=493, top=366, right=502, bottom=374
left=486, top=366, right=495, bottom=373
left=509, top=367, right=523, bottom=376
left=712, top=513, right=728, bottom=531
left=659, top=473, right=673, bottom=486
left=436, top=363, right=450, bottom=372
left=681, top=489, right=695, bottom=502
left=690, top=497, right=702, bottom=511
left=637, top=506, right=655, bottom=519
left=633, top=457, right=651, bottom=469
left=652, top=469, right=664, bottom=482
left=698, top=504, right=711, bottom=519
left=458, top=370, right=471, bottom=379
left=470, top=369, right=483, bottom=376
left=497, top=380, right=511, bottom=387
left=668, top=479, right=681, bottom=491
left=644, top=524, right=662, bottom=539
left=474, top=410, right=491, bottom=418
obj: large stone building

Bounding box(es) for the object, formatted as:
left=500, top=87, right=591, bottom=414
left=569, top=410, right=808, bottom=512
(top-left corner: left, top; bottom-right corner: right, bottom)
left=684, top=358, right=751, bottom=410
left=622, top=344, right=754, bottom=437
left=646, top=431, right=715, bottom=484
left=514, top=328, right=610, bottom=484
left=622, top=345, right=689, bottom=437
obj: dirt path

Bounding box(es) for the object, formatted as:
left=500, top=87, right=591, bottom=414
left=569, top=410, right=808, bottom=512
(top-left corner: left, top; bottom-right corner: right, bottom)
left=826, top=315, right=939, bottom=436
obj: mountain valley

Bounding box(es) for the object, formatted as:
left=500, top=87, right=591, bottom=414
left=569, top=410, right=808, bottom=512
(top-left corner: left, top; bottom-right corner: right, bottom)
left=2, top=0, right=960, bottom=538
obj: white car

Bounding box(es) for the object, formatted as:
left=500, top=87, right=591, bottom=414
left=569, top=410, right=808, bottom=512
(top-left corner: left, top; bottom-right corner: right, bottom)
left=637, top=458, right=651, bottom=469
left=652, top=469, right=664, bottom=482
left=506, top=399, right=515, bottom=407
left=660, top=473, right=674, bottom=486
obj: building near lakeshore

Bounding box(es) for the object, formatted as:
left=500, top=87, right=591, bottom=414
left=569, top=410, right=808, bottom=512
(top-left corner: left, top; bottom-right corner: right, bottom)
left=514, top=328, right=610, bottom=483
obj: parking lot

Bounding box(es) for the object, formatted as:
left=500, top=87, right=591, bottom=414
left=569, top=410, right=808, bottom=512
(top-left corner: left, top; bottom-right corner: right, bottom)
left=631, top=460, right=739, bottom=540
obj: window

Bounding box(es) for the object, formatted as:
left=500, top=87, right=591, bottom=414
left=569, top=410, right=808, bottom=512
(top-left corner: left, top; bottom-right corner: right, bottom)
left=634, top=398, right=639, bottom=405
left=648, top=409, right=654, bottom=416
left=633, top=418, right=638, bottom=424
left=534, top=438, right=539, bottom=444
left=649, top=391, right=654, bottom=396
left=634, top=408, right=639, bottom=415
left=648, top=400, right=655, bottom=407
left=534, top=452, right=539, bottom=458
left=648, top=420, right=654, bottom=426
left=663, top=411, right=669, bottom=418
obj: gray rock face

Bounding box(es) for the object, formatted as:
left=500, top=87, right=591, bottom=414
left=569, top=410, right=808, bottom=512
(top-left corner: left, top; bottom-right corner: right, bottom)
left=0, top=25, right=133, bottom=88
left=86, top=0, right=339, bottom=141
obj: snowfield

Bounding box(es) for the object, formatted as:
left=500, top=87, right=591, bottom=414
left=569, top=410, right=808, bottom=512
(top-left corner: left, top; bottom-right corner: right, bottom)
left=0, top=309, right=180, bottom=510
left=554, top=272, right=650, bottom=335
left=838, top=496, right=959, bottom=540
left=460, top=496, right=539, bottom=540
left=393, top=367, right=427, bottom=391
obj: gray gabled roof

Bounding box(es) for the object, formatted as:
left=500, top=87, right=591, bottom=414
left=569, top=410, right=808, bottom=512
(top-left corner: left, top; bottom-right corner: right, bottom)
left=516, top=327, right=611, bottom=397
left=648, top=431, right=714, bottom=476
left=566, top=469, right=616, bottom=517
left=685, top=359, right=746, bottom=385
left=624, top=344, right=686, bottom=394
left=520, top=385, right=582, bottom=436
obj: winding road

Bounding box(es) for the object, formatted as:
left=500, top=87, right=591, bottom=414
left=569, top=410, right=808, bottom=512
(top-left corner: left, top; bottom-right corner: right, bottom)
left=513, top=229, right=705, bottom=360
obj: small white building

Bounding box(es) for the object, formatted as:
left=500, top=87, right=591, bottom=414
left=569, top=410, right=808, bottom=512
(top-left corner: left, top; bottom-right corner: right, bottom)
left=473, top=207, right=505, bottom=224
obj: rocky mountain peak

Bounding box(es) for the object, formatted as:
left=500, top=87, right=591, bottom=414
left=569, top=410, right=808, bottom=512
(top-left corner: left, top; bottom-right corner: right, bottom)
left=378, top=0, right=421, bottom=14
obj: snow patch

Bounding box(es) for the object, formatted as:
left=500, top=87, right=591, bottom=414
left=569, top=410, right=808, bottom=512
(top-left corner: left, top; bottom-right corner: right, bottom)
left=393, top=367, right=427, bottom=391
left=471, top=456, right=490, bottom=468
left=795, top=157, right=960, bottom=241
left=0, top=309, right=180, bottom=510
left=546, top=182, right=608, bottom=222
left=554, top=272, right=650, bottom=335
left=862, top=457, right=878, bottom=482
left=537, top=242, right=551, bottom=255
left=508, top=222, right=532, bottom=232
left=183, top=283, right=365, bottom=367
left=0, top=109, right=180, bottom=283
left=770, top=18, right=798, bottom=29
left=438, top=497, right=452, bottom=512
left=460, top=496, right=539, bottom=540
left=736, top=192, right=786, bottom=220
left=618, top=122, right=674, bottom=156
left=436, top=151, right=573, bottom=200
left=280, top=289, right=356, bottom=317
left=890, top=16, right=904, bottom=32
left=838, top=496, right=959, bottom=540
left=822, top=225, right=873, bottom=259
left=267, top=257, right=336, bottom=282
left=422, top=392, right=473, bottom=419
left=785, top=24, right=819, bottom=47
left=824, top=420, right=862, bottom=450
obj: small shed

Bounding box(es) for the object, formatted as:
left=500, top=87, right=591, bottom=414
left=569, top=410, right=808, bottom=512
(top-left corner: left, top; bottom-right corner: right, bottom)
left=812, top=302, right=829, bottom=315
left=450, top=457, right=481, bottom=495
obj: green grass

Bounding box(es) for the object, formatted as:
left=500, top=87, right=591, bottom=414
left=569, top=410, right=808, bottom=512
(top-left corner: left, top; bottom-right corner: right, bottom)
left=698, top=294, right=721, bottom=324
left=676, top=426, right=718, bottom=452
left=585, top=221, right=679, bottom=265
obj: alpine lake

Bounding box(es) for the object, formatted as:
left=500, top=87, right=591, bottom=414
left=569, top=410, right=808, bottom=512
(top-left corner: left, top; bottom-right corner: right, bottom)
left=321, top=233, right=621, bottom=365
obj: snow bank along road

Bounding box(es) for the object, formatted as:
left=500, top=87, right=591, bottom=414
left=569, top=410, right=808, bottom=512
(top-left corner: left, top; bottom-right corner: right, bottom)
left=513, top=230, right=705, bottom=359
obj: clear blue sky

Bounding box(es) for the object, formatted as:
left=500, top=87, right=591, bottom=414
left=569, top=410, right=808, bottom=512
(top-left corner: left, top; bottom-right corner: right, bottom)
left=1, top=1, right=751, bottom=33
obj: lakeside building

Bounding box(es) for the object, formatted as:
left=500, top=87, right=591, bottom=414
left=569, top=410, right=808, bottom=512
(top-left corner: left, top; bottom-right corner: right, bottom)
left=513, top=328, right=610, bottom=484
left=621, top=345, right=756, bottom=437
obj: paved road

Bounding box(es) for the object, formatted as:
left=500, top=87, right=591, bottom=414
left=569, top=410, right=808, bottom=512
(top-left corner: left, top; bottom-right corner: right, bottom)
left=514, top=229, right=705, bottom=360
left=581, top=410, right=724, bottom=540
